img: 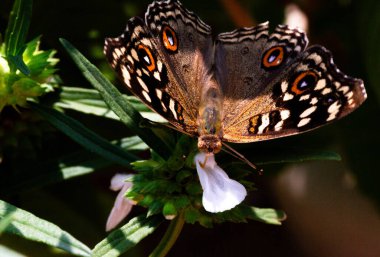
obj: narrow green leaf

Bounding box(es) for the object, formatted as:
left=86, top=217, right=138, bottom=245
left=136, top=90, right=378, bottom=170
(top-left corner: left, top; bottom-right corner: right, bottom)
left=56, top=86, right=165, bottom=122
left=7, top=54, right=30, bottom=75
left=29, top=102, right=137, bottom=167
left=0, top=200, right=92, bottom=257
left=59, top=38, right=171, bottom=159
left=4, top=0, right=32, bottom=74
left=92, top=215, right=162, bottom=257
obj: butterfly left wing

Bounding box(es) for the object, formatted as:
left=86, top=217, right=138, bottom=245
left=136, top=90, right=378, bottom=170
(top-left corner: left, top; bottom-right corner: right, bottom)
left=104, top=0, right=213, bottom=136
left=216, top=24, right=367, bottom=142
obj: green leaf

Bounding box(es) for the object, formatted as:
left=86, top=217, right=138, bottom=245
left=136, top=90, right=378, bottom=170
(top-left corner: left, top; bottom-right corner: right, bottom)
left=7, top=54, right=30, bottom=75
left=243, top=206, right=286, bottom=225
left=56, top=86, right=165, bottom=122
left=92, top=215, right=162, bottom=257
left=4, top=0, right=32, bottom=74
left=0, top=212, right=14, bottom=234
left=29, top=102, right=137, bottom=167
left=59, top=38, right=171, bottom=159
left=0, top=200, right=92, bottom=257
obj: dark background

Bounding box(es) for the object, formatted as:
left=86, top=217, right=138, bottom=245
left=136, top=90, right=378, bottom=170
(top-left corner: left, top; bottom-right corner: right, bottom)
left=0, top=0, right=379, bottom=256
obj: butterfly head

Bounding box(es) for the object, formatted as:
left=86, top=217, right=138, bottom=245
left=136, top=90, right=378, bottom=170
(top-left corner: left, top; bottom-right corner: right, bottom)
left=198, top=135, right=222, bottom=154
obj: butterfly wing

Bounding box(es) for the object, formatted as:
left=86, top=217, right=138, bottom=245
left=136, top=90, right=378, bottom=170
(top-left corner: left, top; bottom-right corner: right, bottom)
left=216, top=23, right=367, bottom=142
left=104, top=0, right=213, bottom=135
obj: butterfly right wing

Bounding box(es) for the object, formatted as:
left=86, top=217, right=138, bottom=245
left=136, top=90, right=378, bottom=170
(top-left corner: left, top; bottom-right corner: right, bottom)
left=104, top=0, right=213, bottom=136
left=215, top=23, right=366, bottom=143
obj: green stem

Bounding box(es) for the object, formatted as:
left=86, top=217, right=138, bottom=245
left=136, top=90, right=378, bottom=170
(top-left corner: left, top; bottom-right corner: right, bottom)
left=149, top=212, right=185, bottom=257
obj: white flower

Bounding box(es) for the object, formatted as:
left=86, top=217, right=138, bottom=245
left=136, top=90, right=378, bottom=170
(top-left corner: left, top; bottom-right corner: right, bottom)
left=105, top=173, right=135, bottom=231
left=195, top=152, right=247, bottom=213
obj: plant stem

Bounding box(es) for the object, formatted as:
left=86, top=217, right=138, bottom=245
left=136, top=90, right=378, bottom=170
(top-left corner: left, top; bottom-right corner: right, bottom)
left=149, top=212, right=185, bottom=257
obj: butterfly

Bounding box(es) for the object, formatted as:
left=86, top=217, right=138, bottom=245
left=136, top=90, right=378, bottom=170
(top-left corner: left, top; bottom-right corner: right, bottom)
left=104, top=0, right=367, bottom=155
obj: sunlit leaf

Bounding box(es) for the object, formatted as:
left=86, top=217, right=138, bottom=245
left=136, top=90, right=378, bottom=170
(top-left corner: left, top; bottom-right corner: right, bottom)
left=92, top=215, right=162, bottom=257
left=56, top=86, right=166, bottom=122
left=3, top=0, right=32, bottom=74
left=0, top=200, right=92, bottom=257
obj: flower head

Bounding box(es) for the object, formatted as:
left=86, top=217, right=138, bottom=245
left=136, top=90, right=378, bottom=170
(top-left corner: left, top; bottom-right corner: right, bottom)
left=106, top=173, right=135, bottom=231
left=195, top=152, right=247, bottom=213
left=0, top=37, right=59, bottom=112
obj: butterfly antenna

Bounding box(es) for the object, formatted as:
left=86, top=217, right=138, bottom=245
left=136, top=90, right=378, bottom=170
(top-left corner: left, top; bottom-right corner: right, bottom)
left=222, top=143, right=263, bottom=175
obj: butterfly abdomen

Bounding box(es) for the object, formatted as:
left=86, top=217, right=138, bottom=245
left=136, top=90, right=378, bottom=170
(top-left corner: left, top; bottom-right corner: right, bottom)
left=197, top=78, right=223, bottom=153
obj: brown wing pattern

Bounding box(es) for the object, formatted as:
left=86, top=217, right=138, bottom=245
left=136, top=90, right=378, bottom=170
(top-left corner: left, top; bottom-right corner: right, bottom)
left=104, top=0, right=214, bottom=135
left=216, top=24, right=366, bottom=142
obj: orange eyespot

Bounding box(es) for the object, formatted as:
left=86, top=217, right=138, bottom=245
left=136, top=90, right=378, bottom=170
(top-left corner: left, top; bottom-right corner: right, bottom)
left=262, top=46, right=285, bottom=69
left=291, top=71, right=318, bottom=95
left=162, top=25, right=178, bottom=52
left=137, top=44, right=156, bottom=72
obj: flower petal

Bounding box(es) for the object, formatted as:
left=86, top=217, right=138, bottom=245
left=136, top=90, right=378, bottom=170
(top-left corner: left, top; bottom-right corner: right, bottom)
left=106, top=173, right=134, bottom=231
left=106, top=196, right=133, bottom=232
left=110, top=173, right=133, bottom=191
left=195, top=152, right=247, bottom=213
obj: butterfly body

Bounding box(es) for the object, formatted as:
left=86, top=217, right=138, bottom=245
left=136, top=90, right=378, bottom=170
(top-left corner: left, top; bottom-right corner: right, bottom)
left=104, top=0, right=366, bottom=154
left=197, top=77, right=224, bottom=153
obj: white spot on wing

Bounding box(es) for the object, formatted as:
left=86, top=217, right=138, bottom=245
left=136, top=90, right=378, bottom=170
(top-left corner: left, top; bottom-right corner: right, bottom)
left=300, top=94, right=310, bottom=101
left=121, top=66, right=132, bottom=88
left=258, top=113, right=270, bottom=134
left=334, top=81, right=341, bottom=89
left=131, top=48, right=138, bottom=61
left=283, top=92, right=294, bottom=101
left=157, top=60, right=163, bottom=72
left=161, top=101, right=167, bottom=112
left=155, top=89, right=162, bottom=100
left=274, top=120, right=284, bottom=131
left=326, top=100, right=341, bottom=121
left=297, top=118, right=311, bottom=127
left=339, top=86, right=349, bottom=94
left=142, top=68, right=149, bottom=76
left=114, top=48, right=122, bottom=57
left=141, top=38, right=152, bottom=47
left=345, top=91, right=354, bottom=99
left=142, top=90, right=151, bottom=103
left=280, top=110, right=291, bottom=120
left=281, top=81, right=288, bottom=93
left=154, top=71, right=161, bottom=81
left=322, top=87, right=332, bottom=95
left=328, top=101, right=341, bottom=114
left=308, top=53, right=322, bottom=64
left=137, top=77, right=149, bottom=92
left=169, top=98, right=178, bottom=120
left=300, top=106, right=317, bottom=118
left=315, top=79, right=326, bottom=90
left=127, top=55, right=133, bottom=63
left=310, top=97, right=318, bottom=105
